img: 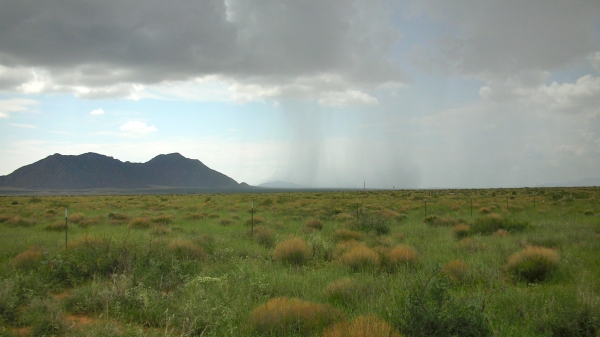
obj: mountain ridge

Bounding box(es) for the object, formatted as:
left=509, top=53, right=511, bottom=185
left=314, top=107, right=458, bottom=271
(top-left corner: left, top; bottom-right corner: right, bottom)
left=0, top=152, right=244, bottom=190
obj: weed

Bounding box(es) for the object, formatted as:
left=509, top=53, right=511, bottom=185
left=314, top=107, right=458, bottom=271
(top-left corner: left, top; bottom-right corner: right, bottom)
left=149, top=225, right=172, bottom=236
left=248, top=297, right=343, bottom=336
left=0, top=278, right=19, bottom=325
left=470, top=214, right=529, bottom=235
left=45, top=221, right=67, bottom=231
left=306, top=233, right=334, bottom=261
left=506, top=246, right=560, bottom=283
left=273, top=237, right=312, bottom=265
left=323, top=315, right=402, bottom=337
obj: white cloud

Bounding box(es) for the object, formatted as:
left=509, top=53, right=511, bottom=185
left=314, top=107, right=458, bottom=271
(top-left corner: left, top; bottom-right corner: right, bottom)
left=90, top=108, right=105, bottom=115
left=119, top=121, right=157, bottom=134
left=0, top=98, right=37, bottom=118
left=590, top=51, right=600, bottom=73
left=318, top=90, right=379, bottom=107
left=10, top=123, right=36, bottom=128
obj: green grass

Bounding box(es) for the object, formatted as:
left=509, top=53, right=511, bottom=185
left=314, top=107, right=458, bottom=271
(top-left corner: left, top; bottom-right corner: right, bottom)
left=0, top=188, right=598, bottom=336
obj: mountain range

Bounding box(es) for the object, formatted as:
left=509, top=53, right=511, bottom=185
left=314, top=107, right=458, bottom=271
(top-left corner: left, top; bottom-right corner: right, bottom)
left=0, top=152, right=246, bottom=190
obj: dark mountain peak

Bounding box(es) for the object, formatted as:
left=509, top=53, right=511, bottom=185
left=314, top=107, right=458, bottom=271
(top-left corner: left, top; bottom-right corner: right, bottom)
left=0, top=152, right=242, bottom=190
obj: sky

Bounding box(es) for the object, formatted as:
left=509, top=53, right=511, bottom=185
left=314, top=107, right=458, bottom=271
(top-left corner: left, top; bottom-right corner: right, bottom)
left=0, top=0, right=599, bottom=189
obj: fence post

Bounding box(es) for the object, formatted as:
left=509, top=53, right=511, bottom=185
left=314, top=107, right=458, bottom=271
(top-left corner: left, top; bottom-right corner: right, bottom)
left=65, top=208, right=68, bottom=250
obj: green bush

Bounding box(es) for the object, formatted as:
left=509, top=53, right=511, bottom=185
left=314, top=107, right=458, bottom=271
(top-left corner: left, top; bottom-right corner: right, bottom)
left=470, top=215, right=529, bottom=235
left=357, top=216, right=390, bottom=235
left=506, top=246, right=560, bottom=283
left=397, top=272, right=491, bottom=337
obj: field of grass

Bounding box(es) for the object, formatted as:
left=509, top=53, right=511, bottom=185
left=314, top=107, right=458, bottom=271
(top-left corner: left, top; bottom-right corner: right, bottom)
left=0, top=187, right=599, bottom=336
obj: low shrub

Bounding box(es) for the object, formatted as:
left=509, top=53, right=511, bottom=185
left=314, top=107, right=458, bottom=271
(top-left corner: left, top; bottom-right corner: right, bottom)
left=304, top=219, right=324, bottom=231
left=506, top=246, right=560, bottom=283
left=23, top=298, right=66, bottom=336
left=128, top=217, right=151, bottom=229
left=333, top=229, right=363, bottom=242
left=306, top=233, right=334, bottom=261
left=427, top=216, right=462, bottom=227
left=452, top=224, right=471, bottom=239
left=108, top=212, right=129, bottom=224
left=494, top=229, right=509, bottom=237
left=273, top=237, right=312, bottom=265
left=339, top=245, right=379, bottom=272
left=379, top=209, right=401, bottom=219
left=442, top=260, right=469, bottom=282
left=0, top=278, right=19, bottom=325
left=323, top=315, right=402, bottom=337
left=324, top=278, right=360, bottom=306
left=0, top=215, right=10, bottom=223
left=184, top=212, right=205, bottom=220
left=245, top=215, right=265, bottom=226
left=248, top=297, right=343, bottom=336
left=219, top=218, right=233, bottom=226
left=478, top=207, right=493, bottom=214
left=388, top=245, right=420, bottom=269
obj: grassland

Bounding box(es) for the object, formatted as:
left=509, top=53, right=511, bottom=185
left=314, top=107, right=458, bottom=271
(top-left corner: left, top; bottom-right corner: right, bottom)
left=0, top=187, right=598, bottom=336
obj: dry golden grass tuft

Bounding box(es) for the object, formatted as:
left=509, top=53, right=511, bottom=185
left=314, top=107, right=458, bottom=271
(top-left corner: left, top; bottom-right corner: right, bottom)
left=12, top=246, right=43, bottom=269
left=452, top=224, right=471, bottom=239
left=478, top=207, right=493, bottom=215
left=69, top=213, right=86, bottom=224
left=379, top=209, right=400, bottom=219
left=249, top=297, right=343, bottom=336
left=442, top=260, right=469, bottom=282
left=339, top=244, right=380, bottom=271
left=451, top=204, right=462, bottom=212
left=45, top=222, right=67, bottom=231
left=388, top=244, right=420, bottom=268
left=333, top=229, right=363, bottom=242
left=168, top=240, right=207, bottom=260
left=506, top=246, right=560, bottom=283
left=305, top=219, right=324, bottom=231
left=184, top=212, right=205, bottom=221
left=456, top=238, right=485, bottom=252
left=494, top=229, right=510, bottom=237
left=334, top=213, right=354, bottom=222
left=322, top=315, right=403, bottom=337
left=273, top=237, right=312, bottom=265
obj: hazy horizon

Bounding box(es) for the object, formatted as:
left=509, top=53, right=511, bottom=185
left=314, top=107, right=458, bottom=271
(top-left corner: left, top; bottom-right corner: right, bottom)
left=1, top=1, right=599, bottom=189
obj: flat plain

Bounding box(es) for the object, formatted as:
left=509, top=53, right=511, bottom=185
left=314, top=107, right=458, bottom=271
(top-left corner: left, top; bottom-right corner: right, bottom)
left=0, top=187, right=599, bottom=336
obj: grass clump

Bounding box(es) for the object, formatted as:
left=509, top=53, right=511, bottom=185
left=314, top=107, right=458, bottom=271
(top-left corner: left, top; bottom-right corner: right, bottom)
left=250, top=226, right=275, bottom=248
left=442, top=260, right=469, bottom=282
left=506, top=246, right=560, bottom=283
left=323, top=278, right=360, bottom=306
left=128, top=217, right=151, bottom=229
left=12, top=245, right=44, bottom=269
left=7, top=216, right=36, bottom=227
left=168, top=240, right=207, bottom=260
left=333, top=229, right=363, bottom=242
left=149, top=225, right=172, bottom=236
left=470, top=214, right=529, bottom=235
left=323, top=315, right=403, bottom=337
left=248, top=297, right=343, bottom=336
left=339, top=244, right=379, bottom=272
left=452, top=224, right=471, bottom=239
left=273, top=237, right=312, bottom=265
left=151, top=215, right=173, bottom=225
left=45, top=221, right=67, bottom=231
left=388, top=244, right=420, bottom=269
left=69, top=213, right=86, bottom=224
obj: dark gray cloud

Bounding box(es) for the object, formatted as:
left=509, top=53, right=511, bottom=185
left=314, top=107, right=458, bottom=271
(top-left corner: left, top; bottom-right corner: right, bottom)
left=0, top=0, right=405, bottom=94
left=409, top=0, right=599, bottom=81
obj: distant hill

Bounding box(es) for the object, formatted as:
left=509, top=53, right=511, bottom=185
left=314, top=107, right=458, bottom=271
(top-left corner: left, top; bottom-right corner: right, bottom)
left=0, top=152, right=245, bottom=190
left=258, top=181, right=310, bottom=189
